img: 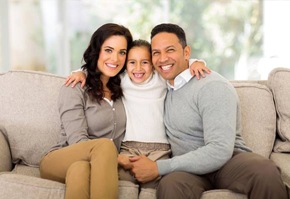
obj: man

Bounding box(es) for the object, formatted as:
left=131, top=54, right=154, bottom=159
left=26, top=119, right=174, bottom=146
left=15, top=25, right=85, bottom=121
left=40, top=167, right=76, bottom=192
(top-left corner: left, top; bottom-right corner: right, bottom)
left=129, top=23, right=287, bottom=199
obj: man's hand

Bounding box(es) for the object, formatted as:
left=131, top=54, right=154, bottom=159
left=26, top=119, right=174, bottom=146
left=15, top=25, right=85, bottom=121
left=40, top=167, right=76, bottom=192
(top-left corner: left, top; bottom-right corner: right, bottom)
left=65, top=71, right=86, bottom=88
left=129, top=155, right=159, bottom=183
left=118, top=154, right=133, bottom=170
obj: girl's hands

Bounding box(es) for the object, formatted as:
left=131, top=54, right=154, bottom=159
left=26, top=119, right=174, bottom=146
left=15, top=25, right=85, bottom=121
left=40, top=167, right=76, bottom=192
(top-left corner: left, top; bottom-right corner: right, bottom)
left=118, top=154, right=133, bottom=170
left=65, top=71, right=87, bottom=88
left=189, top=60, right=211, bottom=80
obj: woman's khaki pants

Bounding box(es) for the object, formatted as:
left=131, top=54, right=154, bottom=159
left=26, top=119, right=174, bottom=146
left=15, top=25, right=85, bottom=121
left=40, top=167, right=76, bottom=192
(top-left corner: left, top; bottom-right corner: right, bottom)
left=40, top=138, right=118, bottom=199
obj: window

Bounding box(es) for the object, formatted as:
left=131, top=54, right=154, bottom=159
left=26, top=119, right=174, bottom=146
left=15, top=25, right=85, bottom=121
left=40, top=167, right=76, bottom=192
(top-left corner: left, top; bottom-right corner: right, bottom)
left=1, top=0, right=290, bottom=79
left=0, top=0, right=10, bottom=72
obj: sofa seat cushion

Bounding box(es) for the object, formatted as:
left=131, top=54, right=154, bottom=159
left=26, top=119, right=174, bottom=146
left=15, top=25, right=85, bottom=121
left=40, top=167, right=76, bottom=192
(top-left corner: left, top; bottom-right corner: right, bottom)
left=268, top=67, right=290, bottom=144
left=270, top=152, right=290, bottom=189
left=118, top=180, right=139, bottom=198
left=12, top=164, right=40, bottom=178
left=274, top=139, right=290, bottom=153
left=231, top=82, right=276, bottom=158
left=0, top=71, right=65, bottom=167
left=201, top=189, right=246, bottom=199
left=0, top=173, right=65, bottom=199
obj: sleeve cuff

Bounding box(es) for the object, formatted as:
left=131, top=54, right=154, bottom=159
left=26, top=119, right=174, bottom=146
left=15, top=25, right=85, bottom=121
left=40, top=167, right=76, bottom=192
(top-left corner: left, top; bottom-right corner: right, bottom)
left=156, top=159, right=173, bottom=176
left=71, top=68, right=88, bottom=76
left=189, top=58, right=207, bottom=67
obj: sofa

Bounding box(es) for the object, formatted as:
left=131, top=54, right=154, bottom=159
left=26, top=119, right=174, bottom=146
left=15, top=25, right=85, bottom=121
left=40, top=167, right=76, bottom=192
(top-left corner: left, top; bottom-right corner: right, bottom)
left=0, top=68, right=290, bottom=199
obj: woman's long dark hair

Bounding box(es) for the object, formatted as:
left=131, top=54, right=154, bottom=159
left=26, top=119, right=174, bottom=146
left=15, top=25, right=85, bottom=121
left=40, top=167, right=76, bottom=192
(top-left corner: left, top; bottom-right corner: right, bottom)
left=81, top=23, right=133, bottom=103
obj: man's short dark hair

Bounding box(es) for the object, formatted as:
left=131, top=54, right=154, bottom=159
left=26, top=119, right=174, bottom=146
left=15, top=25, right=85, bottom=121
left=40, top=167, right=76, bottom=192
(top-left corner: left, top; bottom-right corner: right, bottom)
left=151, top=23, right=187, bottom=48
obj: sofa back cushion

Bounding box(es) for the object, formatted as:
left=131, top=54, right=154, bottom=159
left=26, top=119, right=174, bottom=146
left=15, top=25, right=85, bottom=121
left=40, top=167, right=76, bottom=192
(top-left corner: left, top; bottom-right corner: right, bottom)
left=231, top=81, right=276, bottom=158
left=268, top=68, right=290, bottom=142
left=0, top=71, right=64, bottom=167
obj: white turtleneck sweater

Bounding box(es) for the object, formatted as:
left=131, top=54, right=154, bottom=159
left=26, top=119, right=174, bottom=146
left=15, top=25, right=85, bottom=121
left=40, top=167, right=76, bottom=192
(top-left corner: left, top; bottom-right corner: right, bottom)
left=121, top=71, right=168, bottom=143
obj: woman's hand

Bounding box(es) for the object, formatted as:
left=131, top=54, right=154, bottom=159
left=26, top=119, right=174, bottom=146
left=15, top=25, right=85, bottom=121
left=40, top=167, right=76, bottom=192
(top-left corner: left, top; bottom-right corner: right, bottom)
left=65, top=71, right=87, bottom=88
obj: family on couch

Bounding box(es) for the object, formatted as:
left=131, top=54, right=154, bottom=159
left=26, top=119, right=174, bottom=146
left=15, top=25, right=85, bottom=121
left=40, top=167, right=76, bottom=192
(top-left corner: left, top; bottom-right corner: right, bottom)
left=40, top=22, right=288, bottom=199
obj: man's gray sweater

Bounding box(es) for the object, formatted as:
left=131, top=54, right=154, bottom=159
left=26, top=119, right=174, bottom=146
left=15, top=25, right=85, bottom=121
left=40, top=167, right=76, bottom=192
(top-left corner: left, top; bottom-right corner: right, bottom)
left=157, top=71, right=251, bottom=176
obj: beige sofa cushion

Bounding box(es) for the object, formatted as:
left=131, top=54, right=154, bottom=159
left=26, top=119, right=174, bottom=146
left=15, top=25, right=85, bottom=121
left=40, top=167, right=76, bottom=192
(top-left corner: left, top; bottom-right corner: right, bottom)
left=273, top=139, right=290, bottom=153
left=0, top=71, right=64, bottom=167
left=12, top=164, right=40, bottom=178
left=231, top=82, right=276, bottom=158
left=0, top=173, right=65, bottom=199
left=270, top=152, right=290, bottom=189
left=268, top=67, right=290, bottom=143
left=201, top=189, right=246, bottom=199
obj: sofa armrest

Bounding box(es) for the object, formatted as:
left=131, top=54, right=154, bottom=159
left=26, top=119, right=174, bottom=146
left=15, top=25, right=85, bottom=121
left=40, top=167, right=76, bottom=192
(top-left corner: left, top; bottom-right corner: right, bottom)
left=0, top=128, right=12, bottom=172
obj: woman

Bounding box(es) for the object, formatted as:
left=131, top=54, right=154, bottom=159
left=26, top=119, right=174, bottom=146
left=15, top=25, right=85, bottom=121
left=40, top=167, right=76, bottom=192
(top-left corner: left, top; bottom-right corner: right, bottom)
left=40, top=23, right=133, bottom=199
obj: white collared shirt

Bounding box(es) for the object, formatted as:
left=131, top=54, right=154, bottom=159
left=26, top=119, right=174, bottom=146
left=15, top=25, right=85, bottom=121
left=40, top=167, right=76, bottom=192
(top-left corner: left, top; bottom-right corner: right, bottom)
left=167, top=69, right=193, bottom=90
